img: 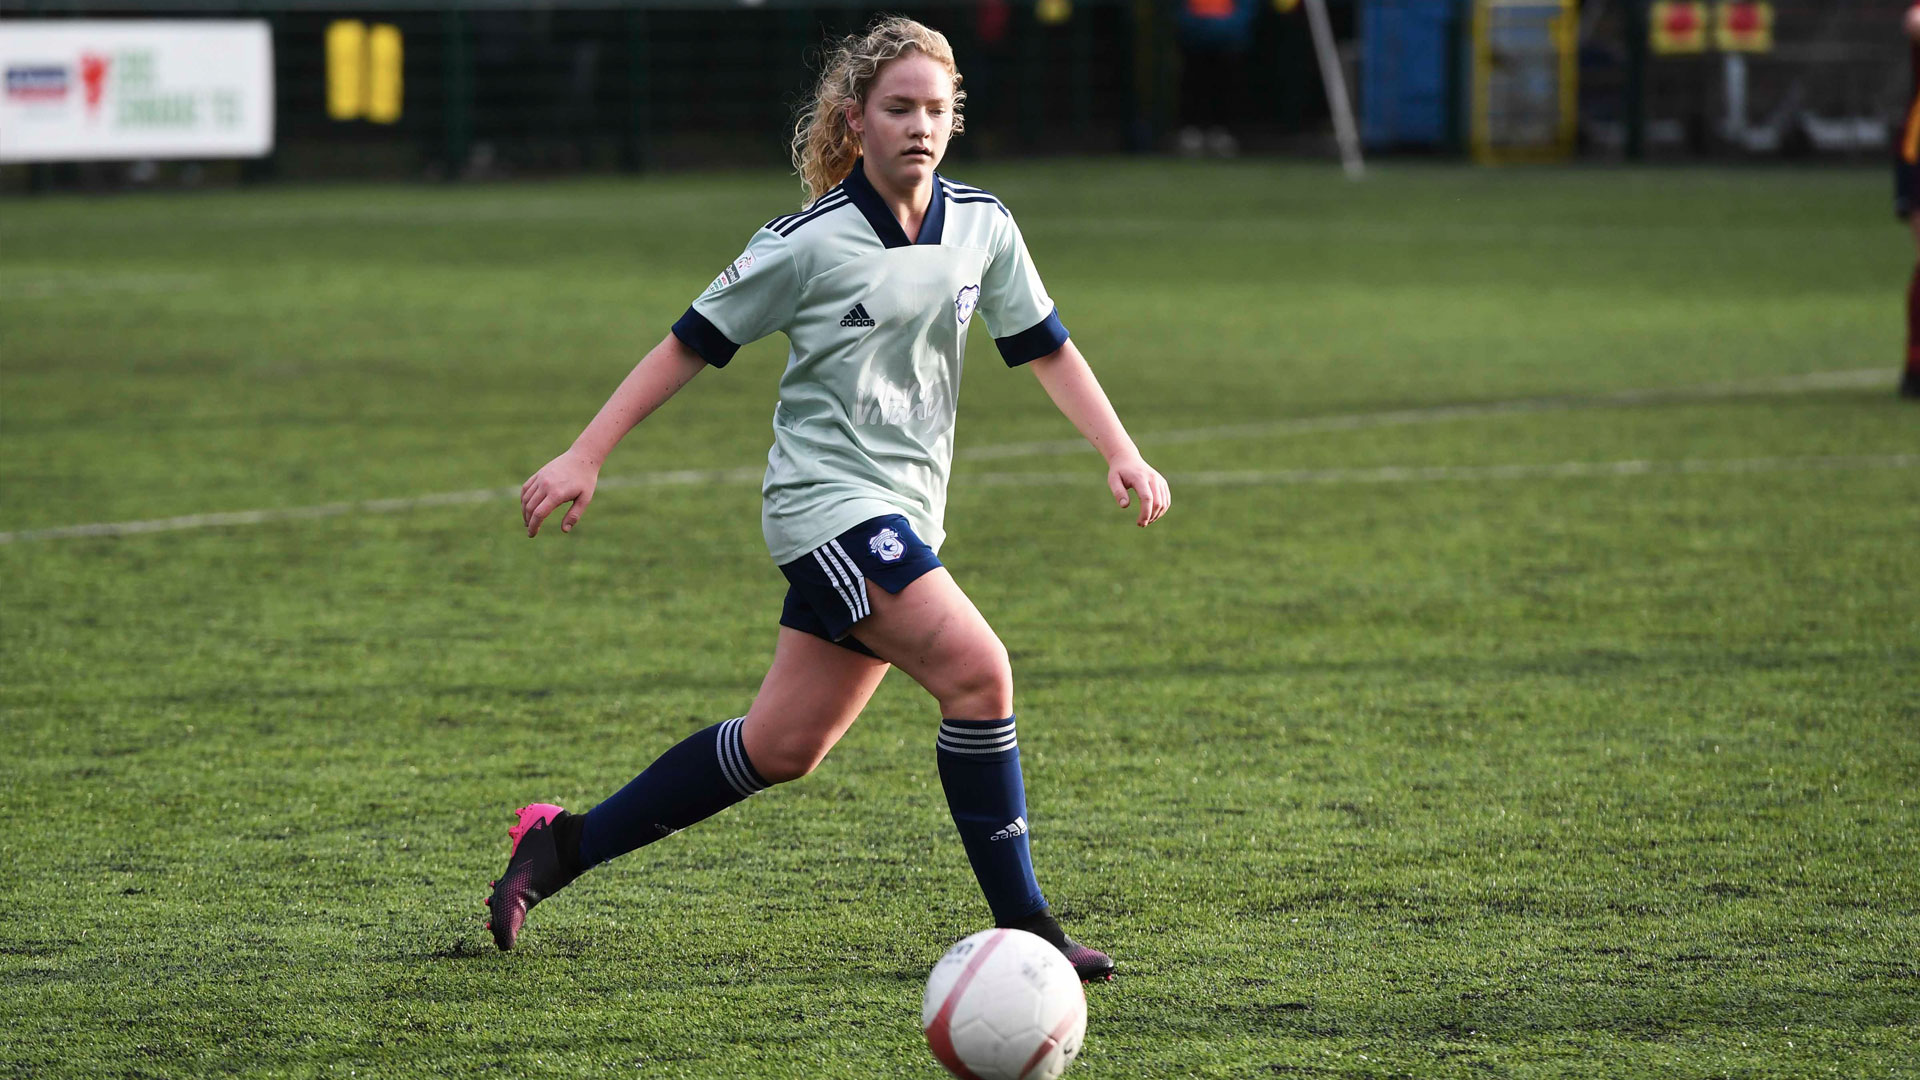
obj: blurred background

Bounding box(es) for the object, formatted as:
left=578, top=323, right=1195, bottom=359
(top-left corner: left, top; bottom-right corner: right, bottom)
left=0, top=0, right=1908, bottom=190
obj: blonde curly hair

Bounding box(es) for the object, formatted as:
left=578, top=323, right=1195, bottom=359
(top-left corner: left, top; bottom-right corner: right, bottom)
left=790, top=16, right=966, bottom=205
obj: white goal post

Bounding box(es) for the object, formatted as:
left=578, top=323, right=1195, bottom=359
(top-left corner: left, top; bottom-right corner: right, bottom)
left=1303, top=0, right=1366, bottom=179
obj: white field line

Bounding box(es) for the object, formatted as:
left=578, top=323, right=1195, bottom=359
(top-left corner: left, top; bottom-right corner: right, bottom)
left=0, top=369, right=1899, bottom=545
left=0, top=468, right=765, bottom=545
left=958, top=368, right=1890, bottom=461
left=971, top=455, right=1920, bottom=488
left=5, top=454, right=1910, bottom=546
left=2, top=271, right=214, bottom=300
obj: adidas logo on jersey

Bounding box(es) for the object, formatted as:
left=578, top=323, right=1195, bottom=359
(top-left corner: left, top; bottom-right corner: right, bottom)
left=989, top=816, right=1028, bottom=842
left=839, top=303, right=876, bottom=328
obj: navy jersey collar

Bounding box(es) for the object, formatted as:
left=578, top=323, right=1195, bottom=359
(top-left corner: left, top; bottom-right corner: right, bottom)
left=843, top=157, right=945, bottom=247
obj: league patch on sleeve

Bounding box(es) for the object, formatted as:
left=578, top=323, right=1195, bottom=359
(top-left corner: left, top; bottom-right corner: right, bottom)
left=955, top=283, right=980, bottom=325
left=703, top=251, right=756, bottom=295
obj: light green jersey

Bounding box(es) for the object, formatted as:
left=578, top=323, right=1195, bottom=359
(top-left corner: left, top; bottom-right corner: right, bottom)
left=670, top=160, right=1068, bottom=565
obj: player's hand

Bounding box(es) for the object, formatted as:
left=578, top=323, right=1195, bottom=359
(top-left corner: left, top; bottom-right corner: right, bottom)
left=1107, top=455, right=1170, bottom=527
left=521, top=450, right=600, bottom=537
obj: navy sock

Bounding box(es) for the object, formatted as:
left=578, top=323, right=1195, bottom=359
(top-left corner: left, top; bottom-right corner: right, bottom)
left=578, top=717, right=769, bottom=869
left=937, top=717, right=1048, bottom=924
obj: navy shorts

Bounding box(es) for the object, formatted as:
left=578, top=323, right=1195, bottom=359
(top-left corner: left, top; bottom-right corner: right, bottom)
left=1898, top=156, right=1918, bottom=221
left=778, top=514, right=942, bottom=657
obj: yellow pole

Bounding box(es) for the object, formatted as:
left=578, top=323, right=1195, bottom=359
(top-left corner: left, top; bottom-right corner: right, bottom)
left=325, top=20, right=366, bottom=121
left=367, top=24, right=404, bottom=124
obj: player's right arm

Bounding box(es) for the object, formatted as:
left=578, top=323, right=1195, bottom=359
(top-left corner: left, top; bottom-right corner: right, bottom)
left=523, top=226, right=799, bottom=538
left=521, top=333, right=706, bottom=537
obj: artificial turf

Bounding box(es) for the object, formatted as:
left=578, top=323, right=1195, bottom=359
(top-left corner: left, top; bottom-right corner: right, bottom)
left=2, top=161, right=1915, bottom=1078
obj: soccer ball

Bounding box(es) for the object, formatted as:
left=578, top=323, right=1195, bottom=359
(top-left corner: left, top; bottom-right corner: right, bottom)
left=922, top=928, right=1087, bottom=1080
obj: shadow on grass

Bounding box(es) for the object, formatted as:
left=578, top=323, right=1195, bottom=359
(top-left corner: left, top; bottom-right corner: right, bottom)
left=119, top=669, right=767, bottom=710
left=80, top=644, right=1915, bottom=718
left=1021, top=645, right=1917, bottom=689
left=1193, top=984, right=1916, bottom=1042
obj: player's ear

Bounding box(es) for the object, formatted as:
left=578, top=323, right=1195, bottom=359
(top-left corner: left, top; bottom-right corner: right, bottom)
left=844, top=100, right=863, bottom=135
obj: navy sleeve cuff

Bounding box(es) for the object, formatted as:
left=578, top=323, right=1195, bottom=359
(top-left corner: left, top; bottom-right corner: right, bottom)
left=993, top=308, right=1070, bottom=367
left=671, top=306, right=741, bottom=368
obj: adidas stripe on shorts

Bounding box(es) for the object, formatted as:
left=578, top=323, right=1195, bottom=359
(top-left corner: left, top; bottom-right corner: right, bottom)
left=777, top=513, right=942, bottom=657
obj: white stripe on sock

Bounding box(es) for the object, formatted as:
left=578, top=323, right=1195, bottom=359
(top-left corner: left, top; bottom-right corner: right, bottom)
left=940, top=722, right=1016, bottom=738
left=938, top=737, right=1019, bottom=755
left=714, top=719, right=748, bottom=796
left=732, top=720, right=765, bottom=794
left=716, top=717, right=761, bottom=797
left=938, top=733, right=1020, bottom=747
left=940, top=734, right=1029, bottom=753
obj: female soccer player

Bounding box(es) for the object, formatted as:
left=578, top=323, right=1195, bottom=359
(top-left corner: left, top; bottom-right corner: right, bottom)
left=487, top=17, right=1170, bottom=982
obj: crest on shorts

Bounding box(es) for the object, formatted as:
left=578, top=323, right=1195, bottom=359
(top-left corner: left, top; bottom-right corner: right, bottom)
left=869, top=527, right=906, bottom=562
left=955, top=284, right=980, bottom=326
left=703, top=251, right=755, bottom=295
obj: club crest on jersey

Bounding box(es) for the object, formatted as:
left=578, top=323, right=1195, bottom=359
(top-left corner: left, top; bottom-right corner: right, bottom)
left=869, top=527, right=906, bottom=562
left=703, top=251, right=755, bottom=295
left=955, top=283, right=980, bottom=325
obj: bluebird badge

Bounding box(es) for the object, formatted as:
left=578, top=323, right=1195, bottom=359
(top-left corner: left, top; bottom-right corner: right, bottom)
left=869, top=526, right=906, bottom=562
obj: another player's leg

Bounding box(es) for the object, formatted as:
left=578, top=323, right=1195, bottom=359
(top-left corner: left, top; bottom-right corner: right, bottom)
left=1905, top=212, right=1920, bottom=398
left=856, top=566, right=1117, bottom=982
left=486, top=628, right=888, bottom=949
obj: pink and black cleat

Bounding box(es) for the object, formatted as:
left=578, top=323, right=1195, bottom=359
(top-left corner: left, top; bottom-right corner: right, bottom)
left=485, top=803, right=579, bottom=951
left=1004, top=909, right=1116, bottom=983
left=1061, top=938, right=1116, bottom=984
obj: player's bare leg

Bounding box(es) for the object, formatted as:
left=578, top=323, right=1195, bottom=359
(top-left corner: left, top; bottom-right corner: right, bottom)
left=854, top=568, right=1010, bottom=720
left=855, top=568, right=1116, bottom=982
left=487, top=628, right=888, bottom=949
left=740, top=628, right=891, bottom=783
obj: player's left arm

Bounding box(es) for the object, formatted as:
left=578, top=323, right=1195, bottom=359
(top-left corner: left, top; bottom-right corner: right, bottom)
left=1027, top=340, right=1170, bottom=527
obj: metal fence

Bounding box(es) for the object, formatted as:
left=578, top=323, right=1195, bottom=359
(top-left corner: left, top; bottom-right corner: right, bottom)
left=0, top=0, right=1337, bottom=187
left=1584, top=0, right=1909, bottom=159
left=0, top=0, right=1912, bottom=190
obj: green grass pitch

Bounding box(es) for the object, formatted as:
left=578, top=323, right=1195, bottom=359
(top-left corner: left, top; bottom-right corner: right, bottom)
left=2, top=161, right=1916, bottom=1078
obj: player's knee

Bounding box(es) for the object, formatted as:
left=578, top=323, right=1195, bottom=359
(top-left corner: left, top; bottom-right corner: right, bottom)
left=938, top=638, right=1014, bottom=720
left=751, top=736, right=829, bottom=785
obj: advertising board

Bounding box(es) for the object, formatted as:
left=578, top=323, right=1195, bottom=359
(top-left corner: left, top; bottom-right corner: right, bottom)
left=0, top=21, right=273, bottom=163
